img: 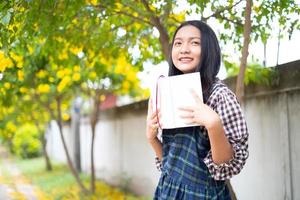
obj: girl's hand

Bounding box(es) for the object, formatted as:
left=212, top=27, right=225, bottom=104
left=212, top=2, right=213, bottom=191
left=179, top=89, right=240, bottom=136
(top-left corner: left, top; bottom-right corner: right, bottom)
left=146, top=98, right=161, bottom=141
left=178, top=90, right=220, bottom=129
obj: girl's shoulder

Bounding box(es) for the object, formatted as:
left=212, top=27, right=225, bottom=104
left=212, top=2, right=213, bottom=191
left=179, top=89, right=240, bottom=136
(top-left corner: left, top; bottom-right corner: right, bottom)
left=206, top=80, right=237, bottom=107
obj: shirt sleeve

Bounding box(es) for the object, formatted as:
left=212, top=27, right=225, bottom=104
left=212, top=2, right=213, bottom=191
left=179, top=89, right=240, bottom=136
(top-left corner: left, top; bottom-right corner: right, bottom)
left=203, top=86, right=249, bottom=180
left=155, top=156, right=162, bottom=171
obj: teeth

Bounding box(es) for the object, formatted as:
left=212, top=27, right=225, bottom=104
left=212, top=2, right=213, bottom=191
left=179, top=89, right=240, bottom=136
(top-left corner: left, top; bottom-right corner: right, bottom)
left=180, top=58, right=192, bottom=61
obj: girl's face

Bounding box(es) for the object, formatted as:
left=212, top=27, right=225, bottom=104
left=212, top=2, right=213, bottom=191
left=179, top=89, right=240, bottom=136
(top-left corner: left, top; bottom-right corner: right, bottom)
left=171, top=25, right=201, bottom=74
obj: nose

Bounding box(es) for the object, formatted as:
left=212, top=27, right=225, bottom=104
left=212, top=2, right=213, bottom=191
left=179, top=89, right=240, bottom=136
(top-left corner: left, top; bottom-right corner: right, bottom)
left=180, top=42, right=190, bottom=54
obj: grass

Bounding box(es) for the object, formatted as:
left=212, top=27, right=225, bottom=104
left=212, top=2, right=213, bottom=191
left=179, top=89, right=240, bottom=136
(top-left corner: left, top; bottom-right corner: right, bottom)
left=12, top=157, right=150, bottom=200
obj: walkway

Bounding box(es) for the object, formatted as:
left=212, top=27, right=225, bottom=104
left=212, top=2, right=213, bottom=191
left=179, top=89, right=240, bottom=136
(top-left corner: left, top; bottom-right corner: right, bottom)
left=0, top=145, right=38, bottom=200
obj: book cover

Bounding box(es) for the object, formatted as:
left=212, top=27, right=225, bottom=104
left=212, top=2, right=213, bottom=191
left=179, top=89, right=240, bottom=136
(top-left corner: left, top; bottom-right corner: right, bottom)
left=152, top=72, right=202, bottom=129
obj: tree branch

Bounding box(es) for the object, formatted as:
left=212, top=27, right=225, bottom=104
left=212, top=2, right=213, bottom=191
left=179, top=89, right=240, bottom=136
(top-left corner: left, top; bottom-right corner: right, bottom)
left=140, top=0, right=170, bottom=59
left=203, top=0, right=244, bottom=21
left=216, top=14, right=243, bottom=27
left=93, top=3, right=155, bottom=27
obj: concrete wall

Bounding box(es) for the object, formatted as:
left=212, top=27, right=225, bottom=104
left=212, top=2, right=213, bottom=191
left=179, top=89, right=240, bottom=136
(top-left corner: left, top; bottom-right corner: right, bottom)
left=47, top=60, right=300, bottom=199
left=47, top=102, right=160, bottom=196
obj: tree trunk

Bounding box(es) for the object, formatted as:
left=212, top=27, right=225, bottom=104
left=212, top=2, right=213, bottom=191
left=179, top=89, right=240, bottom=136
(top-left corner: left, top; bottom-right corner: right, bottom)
left=33, top=119, right=52, bottom=171
left=90, top=90, right=101, bottom=193
left=276, top=28, right=281, bottom=66
left=232, top=0, right=252, bottom=199
left=41, top=132, right=52, bottom=171
left=156, top=23, right=170, bottom=59
left=56, top=96, right=88, bottom=194
left=236, top=0, right=252, bottom=104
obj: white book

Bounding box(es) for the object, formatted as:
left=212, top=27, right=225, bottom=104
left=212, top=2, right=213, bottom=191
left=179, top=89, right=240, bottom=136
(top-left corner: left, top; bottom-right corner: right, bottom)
left=152, top=72, right=203, bottom=129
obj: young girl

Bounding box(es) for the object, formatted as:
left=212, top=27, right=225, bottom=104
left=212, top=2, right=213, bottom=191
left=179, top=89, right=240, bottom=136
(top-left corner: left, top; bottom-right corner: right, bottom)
left=146, top=20, right=249, bottom=199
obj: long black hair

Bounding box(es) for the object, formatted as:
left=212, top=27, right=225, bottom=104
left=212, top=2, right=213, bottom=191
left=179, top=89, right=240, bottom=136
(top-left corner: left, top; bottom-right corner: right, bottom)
left=168, top=20, right=221, bottom=101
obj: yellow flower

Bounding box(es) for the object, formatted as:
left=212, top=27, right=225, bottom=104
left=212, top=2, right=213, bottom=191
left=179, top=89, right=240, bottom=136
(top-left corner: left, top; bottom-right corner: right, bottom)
left=63, top=68, right=71, bottom=75
left=58, top=50, right=68, bottom=60
left=6, top=121, right=17, bottom=132
left=50, top=63, right=57, bottom=70
left=0, top=51, right=4, bottom=59
left=74, top=65, right=80, bottom=72
left=10, top=52, right=23, bottom=68
left=126, top=71, right=137, bottom=82
left=23, top=95, right=31, bottom=101
left=69, top=46, right=83, bottom=55
left=17, top=70, right=24, bottom=81
left=72, top=18, right=78, bottom=25
left=55, top=36, right=64, bottom=43
left=38, top=37, right=46, bottom=44
left=49, top=77, right=55, bottom=83
left=62, top=76, right=71, bottom=84
left=20, top=87, right=28, bottom=93
left=62, top=113, right=70, bottom=121
left=0, top=88, right=6, bottom=95
left=0, top=51, right=13, bottom=71
left=57, top=70, right=65, bottom=79
left=88, top=49, right=95, bottom=59
left=19, top=7, right=25, bottom=12
left=86, top=0, right=97, bottom=6
left=27, top=45, right=34, bottom=55
left=4, top=82, right=11, bottom=89
left=122, top=81, right=130, bottom=91
left=37, top=70, right=47, bottom=79
left=89, top=71, right=97, bottom=79
left=61, top=103, right=68, bottom=111
left=57, top=76, right=71, bottom=92
left=72, top=73, right=80, bottom=81
left=85, top=59, right=95, bottom=68
left=37, top=84, right=50, bottom=94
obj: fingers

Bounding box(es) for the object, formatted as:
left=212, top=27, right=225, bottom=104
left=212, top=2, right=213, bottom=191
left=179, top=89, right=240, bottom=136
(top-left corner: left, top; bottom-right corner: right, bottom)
left=190, top=89, right=202, bottom=104
left=178, top=106, right=195, bottom=124
left=178, top=106, right=194, bottom=112
left=147, top=109, right=161, bottom=127
left=178, top=112, right=194, bottom=119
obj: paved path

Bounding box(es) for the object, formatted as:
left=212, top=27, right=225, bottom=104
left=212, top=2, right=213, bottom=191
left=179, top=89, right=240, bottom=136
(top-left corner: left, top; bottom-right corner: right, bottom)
left=0, top=145, right=38, bottom=200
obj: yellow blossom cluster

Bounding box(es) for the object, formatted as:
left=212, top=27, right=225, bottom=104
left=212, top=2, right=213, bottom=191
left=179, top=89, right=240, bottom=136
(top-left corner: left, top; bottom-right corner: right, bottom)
left=0, top=51, right=13, bottom=72
left=86, top=0, right=98, bottom=6
left=4, top=82, right=11, bottom=89
left=37, top=70, right=48, bottom=79
left=57, top=76, right=71, bottom=93
left=72, top=73, right=81, bottom=81
left=6, top=121, right=17, bottom=133
left=19, top=87, right=28, bottom=93
left=62, top=113, right=70, bottom=121
left=58, top=49, right=69, bottom=60
left=69, top=46, right=83, bottom=55
left=37, top=84, right=50, bottom=94
left=10, top=52, right=24, bottom=68
left=17, top=70, right=24, bottom=81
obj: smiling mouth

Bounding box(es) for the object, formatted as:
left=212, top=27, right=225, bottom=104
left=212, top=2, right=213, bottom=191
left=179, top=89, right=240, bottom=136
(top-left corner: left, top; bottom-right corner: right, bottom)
left=179, top=57, right=193, bottom=62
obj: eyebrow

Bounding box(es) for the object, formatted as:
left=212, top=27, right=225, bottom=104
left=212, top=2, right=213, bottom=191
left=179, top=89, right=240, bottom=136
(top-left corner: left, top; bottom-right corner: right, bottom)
left=174, top=37, right=201, bottom=40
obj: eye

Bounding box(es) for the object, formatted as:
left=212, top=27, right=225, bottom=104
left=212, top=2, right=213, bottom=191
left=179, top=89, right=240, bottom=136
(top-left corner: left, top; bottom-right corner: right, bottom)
left=191, top=41, right=200, bottom=46
left=174, top=41, right=182, bottom=47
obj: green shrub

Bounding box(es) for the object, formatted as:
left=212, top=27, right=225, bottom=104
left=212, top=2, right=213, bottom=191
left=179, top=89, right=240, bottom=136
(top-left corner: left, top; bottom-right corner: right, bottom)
left=12, top=123, right=41, bottom=158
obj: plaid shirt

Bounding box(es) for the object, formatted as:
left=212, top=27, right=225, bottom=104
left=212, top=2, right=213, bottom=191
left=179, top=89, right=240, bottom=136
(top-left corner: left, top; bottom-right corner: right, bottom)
left=155, top=80, right=249, bottom=180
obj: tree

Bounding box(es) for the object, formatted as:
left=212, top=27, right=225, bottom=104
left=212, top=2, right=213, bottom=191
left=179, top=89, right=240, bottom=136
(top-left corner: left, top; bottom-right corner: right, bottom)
left=236, top=0, right=252, bottom=103
left=0, top=0, right=147, bottom=194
